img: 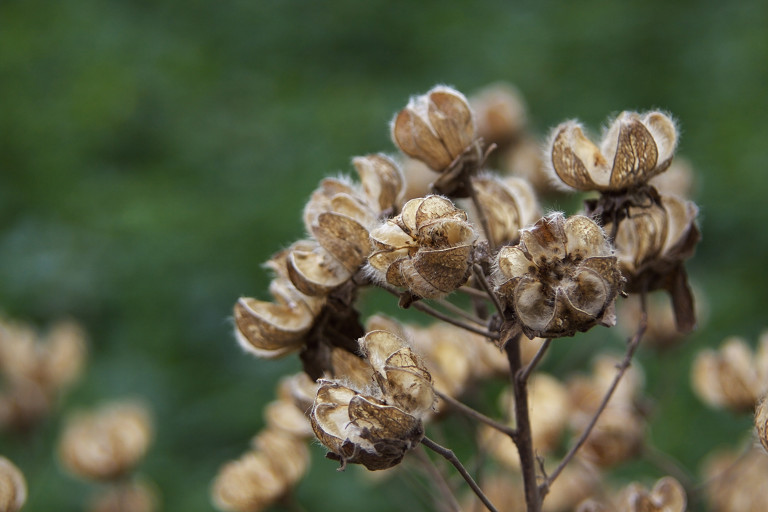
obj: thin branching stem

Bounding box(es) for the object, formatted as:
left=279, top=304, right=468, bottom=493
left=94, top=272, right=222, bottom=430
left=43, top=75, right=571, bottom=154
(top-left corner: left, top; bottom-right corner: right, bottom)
left=432, top=297, right=488, bottom=326
left=412, top=448, right=462, bottom=512
left=472, top=264, right=504, bottom=318
left=435, top=389, right=517, bottom=439
left=643, top=444, right=696, bottom=495
left=421, top=437, right=499, bottom=512
left=457, top=285, right=492, bottom=301
left=540, top=308, right=648, bottom=498
left=518, top=338, right=552, bottom=383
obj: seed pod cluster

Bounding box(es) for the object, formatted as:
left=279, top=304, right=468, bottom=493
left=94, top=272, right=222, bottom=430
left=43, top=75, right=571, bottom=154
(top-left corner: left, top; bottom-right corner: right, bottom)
left=367, top=195, right=477, bottom=299
left=493, top=213, right=623, bottom=338
left=310, top=330, right=434, bottom=470
left=547, top=111, right=678, bottom=193
left=0, top=456, right=26, bottom=512
left=567, top=355, right=646, bottom=468
left=0, top=319, right=87, bottom=432
left=691, top=333, right=768, bottom=413
left=58, top=401, right=153, bottom=482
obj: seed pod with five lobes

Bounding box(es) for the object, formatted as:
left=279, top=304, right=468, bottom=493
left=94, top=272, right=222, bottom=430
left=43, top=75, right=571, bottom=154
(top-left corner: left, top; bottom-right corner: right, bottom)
left=548, top=111, right=678, bottom=192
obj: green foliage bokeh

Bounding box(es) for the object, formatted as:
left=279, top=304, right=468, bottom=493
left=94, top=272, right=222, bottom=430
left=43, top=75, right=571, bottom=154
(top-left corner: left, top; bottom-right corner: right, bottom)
left=1, top=1, right=767, bottom=510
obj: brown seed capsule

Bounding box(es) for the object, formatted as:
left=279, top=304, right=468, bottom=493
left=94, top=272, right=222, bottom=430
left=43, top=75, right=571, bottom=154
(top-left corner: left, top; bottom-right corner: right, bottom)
left=59, top=401, right=153, bottom=481
left=548, top=111, right=677, bottom=192
left=367, top=195, right=476, bottom=298
left=250, top=428, right=310, bottom=484
left=392, top=86, right=476, bottom=173
left=493, top=213, right=623, bottom=338
left=469, top=82, right=527, bottom=149
left=352, top=154, right=404, bottom=215
left=616, top=476, right=687, bottom=512
left=309, top=380, right=424, bottom=471
left=212, top=451, right=286, bottom=512
left=469, top=173, right=541, bottom=247
left=0, top=456, right=26, bottom=512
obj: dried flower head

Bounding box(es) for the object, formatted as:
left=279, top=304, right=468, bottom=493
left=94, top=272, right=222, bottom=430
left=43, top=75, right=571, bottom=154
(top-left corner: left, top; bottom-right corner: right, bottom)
left=614, top=476, right=687, bottom=512
left=469, top=174, right=541, bottom=247
left=367, top=195, right=477, bottom=299
left=493, top=213, right=623, bottom=338
left=59, top=401, right=153, bottom=481
left=691, top=334, right=768, bottom=413
left=0, top=456, right=26, bottom=512
left=548, top=111, right=678, bottom=192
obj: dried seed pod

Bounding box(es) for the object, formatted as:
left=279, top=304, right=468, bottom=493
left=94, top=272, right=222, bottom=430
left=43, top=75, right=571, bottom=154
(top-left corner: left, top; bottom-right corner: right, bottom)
left=367, top=195, right=476, bottom=298
left=392, top=86, right=476, bottom=173
left=309, top=380, right=424, bottom=471
left=359, top=330, right=435, bottom=417
left=286, top=239, right=352, bottom=296
left=703, top=446, right=768, bottom=512
left=548, top=111, right=677, bottom=192
left=616, top=476, right=687, bottom=512
left=469, top=173, right=541, bottom=247
left=493, top=213, right=623, bottom=338
left=691, top=337, right=764, bottom=413
left=353, top=154, right=404, bottom=215
left=263, top=399, right=312, bottom=439
left=59, top=401, right=153, bottom=481
left=758, top=396, right=768, bottom=453
left=0, top=456, right=26, bottom=512
left=41, top=320, right=87, bottom=390
left=469, top=82, right=527, bottom=149
left=250, top=428, right=310, bottom=484
left=276, top=372, right=319, bottom=414
left=212, top=451, right=287, bottom=512
left=88, top=479, right=158, bottom=512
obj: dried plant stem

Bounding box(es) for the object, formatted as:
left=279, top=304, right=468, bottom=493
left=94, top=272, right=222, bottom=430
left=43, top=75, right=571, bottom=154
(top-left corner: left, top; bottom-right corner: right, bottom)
left=458, top=285, right=493, bottom=301
left=540, top=310, right=647, bottom=498
left=412, top=448, right=463, bottom=512
left=377, top=283, right=499, bottom=339
left=432, top=297, right=488, bottom=326
left=472, top=264, right=504, bottom=317
left=518, top=338, right=552, bottom=383
left=435, top=389, right=517, bottom=438
left=421, top=436, right=499, bottom=512
left=505, top=331, right=541, bottom=512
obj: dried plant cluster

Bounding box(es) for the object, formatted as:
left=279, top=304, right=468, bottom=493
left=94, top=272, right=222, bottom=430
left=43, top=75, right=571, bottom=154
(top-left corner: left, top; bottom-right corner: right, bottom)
left=216, top=82, right=768, bottom=512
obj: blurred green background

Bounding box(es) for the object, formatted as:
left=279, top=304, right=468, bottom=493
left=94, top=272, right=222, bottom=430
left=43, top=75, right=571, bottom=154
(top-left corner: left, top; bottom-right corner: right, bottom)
left=1, top=0, right=767, bottom=510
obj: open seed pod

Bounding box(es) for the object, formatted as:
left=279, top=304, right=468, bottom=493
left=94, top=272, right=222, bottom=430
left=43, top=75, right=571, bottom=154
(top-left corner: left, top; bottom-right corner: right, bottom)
left=615, top=476, right=687, bottom=512
left=469, top=173, right=540, bottom=247
left=548, top=111, right=677, bottom=192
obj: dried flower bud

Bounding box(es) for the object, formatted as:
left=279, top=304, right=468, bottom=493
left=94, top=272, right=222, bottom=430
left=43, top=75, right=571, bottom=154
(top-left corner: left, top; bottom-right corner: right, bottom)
left=309, top=380, right=424, bottom=471
left=0, top=456, right=26, bottom=512
left=367, top=195, right=476, bottom=298
left=359, top=330, right=435, bottom=417
left=493, top=213, right=623, bottom=338
left=392, top=86, right=476, bottom=173
left=212, top=451, right=287, bottom=512
left=691, top=336, right=768, bottom=413
left=469, top=82, right=527, bottom=148
left=59, top=401, right=153, bottom=481
left=88, top=480, right=158, bottom=512
left=756, top=395, right=768, bottom=454
left=616, top=477, right=687, bottom=512
left=548, top=111, right=677, bottom=192
left=469, top=174, right=541, bottom=247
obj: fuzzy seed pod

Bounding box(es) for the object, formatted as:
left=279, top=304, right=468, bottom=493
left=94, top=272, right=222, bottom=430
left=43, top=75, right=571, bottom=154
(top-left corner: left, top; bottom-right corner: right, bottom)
left=352, top=154, right=405, bottom=215
left=367, top=195, right=477, bottom=298
left=392, top=86, right=476, bottom=173
left=0, top=457, right=26, bottom=512
left=309, top=380, right=424, bottom=471
left=58, top=401, right=153, bottom=481
left=756, top=395, right=768, bottom=454
left=548, top=111, right=678, bottom=192
left=469, top=174, right=541, bottom=247
left=615, top=477, right=687, bottom=512
left=493, top=213, right=623, bottom=338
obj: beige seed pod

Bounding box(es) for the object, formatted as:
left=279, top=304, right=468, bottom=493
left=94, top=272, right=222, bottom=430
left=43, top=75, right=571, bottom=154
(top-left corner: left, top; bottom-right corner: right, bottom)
left=469, top=82, right=527, bottom=148
left=758, top=396, right=768, bottom=453
left=493, top=213, right=623, bottom=338
left=691, top=337, right=763, bottom=412
left=392, top=85, right=476, bottom=173
left=276, top=372, right=319, bottom=414
left=41, top=320, right=87, bottom=390
left=263, top=399, right=313, bottom=439
left=469, top=173, right=541, bottom=247
left=367, top=195, right=476, bottom=299
left=547, top=111, right=677, bottom=192
left=250, top=428, right=309, bottom=484
left=615, top=476, right=687, bottom=512
left=212, top=451, right=286, bottom=512
left=702, top=446, right=768, bottom=512
left=59, top=401, right=153, bottom=481
left=0, top=456, right=26, bottom=512
left=353, top=154, right=404, bottom=214
left=285, top=239, right=352, bottom=296
left=88, top=480, right=158, bottom=512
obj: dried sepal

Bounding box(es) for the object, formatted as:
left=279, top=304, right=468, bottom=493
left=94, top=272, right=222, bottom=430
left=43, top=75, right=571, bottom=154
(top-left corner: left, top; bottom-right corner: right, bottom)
left=548, top=111, right=677, bottom=192
left=367, top=195, right=476, bottom=299
left=493, top=213, right=623, bottom=338
left=58, top=401, right=153, bottom=481
left=0, top=456, right=26, bottom=512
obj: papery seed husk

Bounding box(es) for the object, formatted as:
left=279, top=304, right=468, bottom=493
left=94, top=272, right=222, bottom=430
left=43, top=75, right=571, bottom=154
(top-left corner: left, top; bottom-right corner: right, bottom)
left=353, top=154, right=404, bottom=214
left=234, top=298, right=311, bottom=352
left=264, top=400, right=312, bottom=439
left=0, top=457, right=26, bottom=512
left=497, top=245, right=534, bottom=280
left=212, top=452, right=285, bottom=512
left=360, top=330, right=407, bottom=377
left=608, top=116, right=659, bottom=190
left=651, top=476, right=687, bottom=512
left=427, top=89, right=475, bottom=159
left=520, top=215, right=567, bottom=265
left=287, top=246, right=351, bottom=296
left=393, top=108, right=453, bottom=172
left=564, top=215, right=610, bottom=259
left=410, top=244, right=473, bottom=294
left=550, top=123, right=606, bottom=190
left=252, top=429, right=309, bottom=483
left=312, top=212, right=371, bottom=273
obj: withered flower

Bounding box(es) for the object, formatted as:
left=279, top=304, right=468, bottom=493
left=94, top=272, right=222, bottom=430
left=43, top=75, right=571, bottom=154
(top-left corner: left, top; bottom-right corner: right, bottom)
left=691, top=334, right=768, bottom=413
left=548, top=111, right=678, bottom=192
left=469, top=173, right=540, bottom=247
left=58, top=401, right=153, bottom=482
left=367, top=195, right=477, bottom=299
left=493, top=213, right=623, bottom=338
left=309, top=330, right=433, bottom=470
left=392, top=86, right=482, bottom=196
left=0, top=456, right=26, bottom=512
left=614, top=477, right=687, bottom=512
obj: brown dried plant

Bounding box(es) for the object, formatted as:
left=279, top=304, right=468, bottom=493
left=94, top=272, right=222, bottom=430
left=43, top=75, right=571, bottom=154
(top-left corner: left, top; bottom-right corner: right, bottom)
left=220, top=83, right=728, bottom=512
